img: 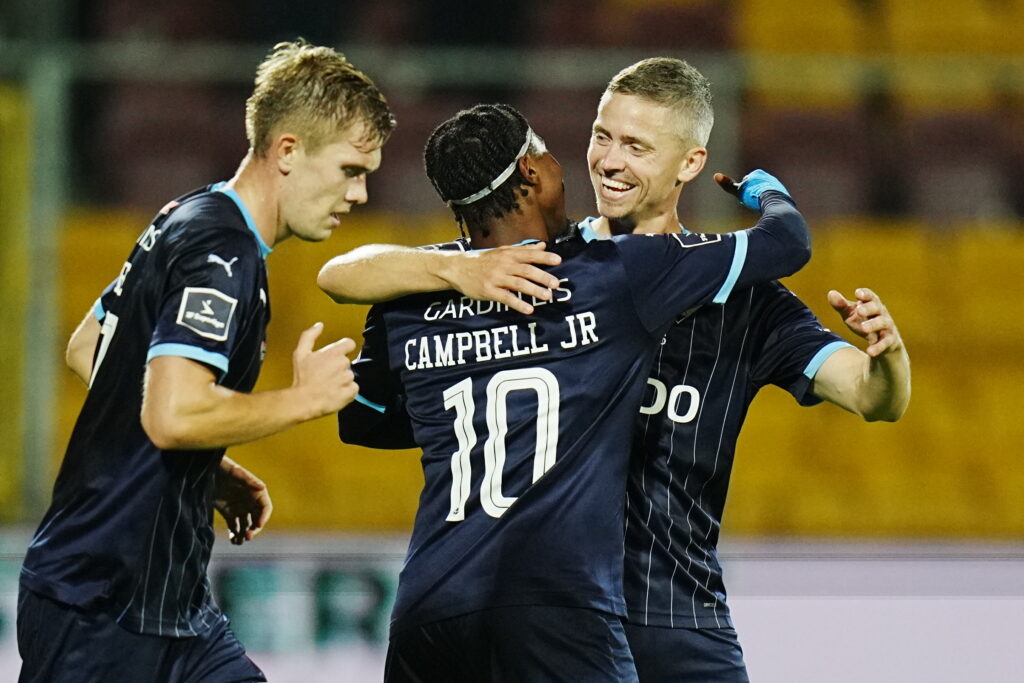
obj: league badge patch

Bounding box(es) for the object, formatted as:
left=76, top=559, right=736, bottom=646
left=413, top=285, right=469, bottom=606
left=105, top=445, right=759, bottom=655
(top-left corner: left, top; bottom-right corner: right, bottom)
left=176, top=287, right=237, bottom=341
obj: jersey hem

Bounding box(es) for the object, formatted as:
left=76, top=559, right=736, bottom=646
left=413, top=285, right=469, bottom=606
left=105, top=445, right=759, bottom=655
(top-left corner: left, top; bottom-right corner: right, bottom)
left=624, top=608, right=734, bottom=630
left=391, top=592, right=626, bottom=635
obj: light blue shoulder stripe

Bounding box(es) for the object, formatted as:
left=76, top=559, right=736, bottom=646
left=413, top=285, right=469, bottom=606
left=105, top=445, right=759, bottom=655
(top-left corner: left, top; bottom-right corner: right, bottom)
left=579, top=217, right=601, bottom=243
left=211, top=182, right=272, bottom=259
left=93, top=298, right=105, bottom=321
left=713, top=231, right=748, bottom=304
left=147, top=343, right=230, bottom=376
left=355, top=394, right=386, bottom=414
left=803, top=340, right=855, bottom=379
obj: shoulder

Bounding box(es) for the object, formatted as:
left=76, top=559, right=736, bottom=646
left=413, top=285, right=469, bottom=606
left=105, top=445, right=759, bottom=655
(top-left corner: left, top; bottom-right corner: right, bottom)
left=159, top=190, right=260, bottom=256
left=416, top=238, right=470, bottom=252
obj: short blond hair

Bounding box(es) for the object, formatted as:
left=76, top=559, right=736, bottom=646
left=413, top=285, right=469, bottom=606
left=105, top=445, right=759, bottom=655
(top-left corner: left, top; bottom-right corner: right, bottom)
left=245, top=40, right=395, bottom=157
left=607, top=57, right=714, bottom=147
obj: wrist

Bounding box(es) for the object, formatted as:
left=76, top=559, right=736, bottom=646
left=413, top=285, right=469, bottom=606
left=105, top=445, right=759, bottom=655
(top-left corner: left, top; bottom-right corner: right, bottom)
left=430, top=251, right=471, bottom=292
left=281, top=385, right=327, bottom=425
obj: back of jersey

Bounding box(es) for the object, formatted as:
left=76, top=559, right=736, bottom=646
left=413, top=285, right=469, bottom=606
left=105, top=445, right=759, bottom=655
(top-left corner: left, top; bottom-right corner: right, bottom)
left=346, top=196, right=809, bottom=632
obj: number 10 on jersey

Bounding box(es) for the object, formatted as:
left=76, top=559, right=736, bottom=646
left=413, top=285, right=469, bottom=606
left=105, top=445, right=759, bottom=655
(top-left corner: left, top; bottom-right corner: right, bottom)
left=442, top=368, right=560, bottom=521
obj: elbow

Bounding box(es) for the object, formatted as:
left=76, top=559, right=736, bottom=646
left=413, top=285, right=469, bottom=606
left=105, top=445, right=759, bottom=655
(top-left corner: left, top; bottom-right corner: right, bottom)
left=861, top=394, right=910, bottom=423
left=788, top=213, right=812, bottom=269
left=762, top=207, right=812, bottom=276
left=141, top=406, right=191, bottom=450
left=862, top=409, right=899, bottom=423
left=316, top=264, right=349, bottom=303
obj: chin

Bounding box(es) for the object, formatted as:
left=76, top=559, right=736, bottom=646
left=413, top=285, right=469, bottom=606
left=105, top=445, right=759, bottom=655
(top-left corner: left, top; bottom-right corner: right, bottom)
left=596, top=199, right=631, bottom=218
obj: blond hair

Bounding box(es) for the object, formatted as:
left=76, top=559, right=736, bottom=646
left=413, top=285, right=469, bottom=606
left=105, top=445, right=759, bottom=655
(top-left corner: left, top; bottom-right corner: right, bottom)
left=607, top=57, right=714, bottom=147
left=245, top=40, right=395, bottom=157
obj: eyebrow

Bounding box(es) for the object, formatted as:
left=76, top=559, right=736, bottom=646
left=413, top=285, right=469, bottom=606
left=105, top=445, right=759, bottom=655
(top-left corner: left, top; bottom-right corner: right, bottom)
left=592, top=124, right=653, bottom=147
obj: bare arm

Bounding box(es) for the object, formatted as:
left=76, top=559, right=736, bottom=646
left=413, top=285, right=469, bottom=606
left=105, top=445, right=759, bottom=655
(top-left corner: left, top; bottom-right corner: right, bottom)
left=317, top=242, right=562, bottom=315
left=811, top=288, right=911, bottom=422
left=66, top=310, right=101, bottom=385
left=141, top=323, right=358, bottom=450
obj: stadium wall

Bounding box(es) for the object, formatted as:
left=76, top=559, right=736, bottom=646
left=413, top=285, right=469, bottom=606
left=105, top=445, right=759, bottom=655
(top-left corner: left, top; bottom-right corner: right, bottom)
left=45, top=211, right=1024, bottom=537
left=0, top=88, right=30, bottom=521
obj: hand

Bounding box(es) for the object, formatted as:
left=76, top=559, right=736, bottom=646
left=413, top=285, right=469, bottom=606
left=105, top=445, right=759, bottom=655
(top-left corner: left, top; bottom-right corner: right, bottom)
left=291, top=323, right=359, bottom=418
left=828, top=287, right=903, bottom=358
left=214, top=456, right=272, bottom=545
left=439, top=242, right=562, bottom=315
left=715, top=169, right=791, bottom=211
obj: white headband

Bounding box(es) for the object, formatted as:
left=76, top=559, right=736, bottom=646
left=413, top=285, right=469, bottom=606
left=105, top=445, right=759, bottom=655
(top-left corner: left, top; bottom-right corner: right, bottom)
left=449, top=128, right=534, bottom=206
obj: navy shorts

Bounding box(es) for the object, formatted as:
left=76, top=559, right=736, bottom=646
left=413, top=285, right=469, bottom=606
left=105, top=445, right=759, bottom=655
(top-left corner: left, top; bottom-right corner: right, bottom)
left=624, top=622, right=749, bottom=683
left=386, top=605, right=639, bottom=683
left=17, top=587, right=266, bottom=683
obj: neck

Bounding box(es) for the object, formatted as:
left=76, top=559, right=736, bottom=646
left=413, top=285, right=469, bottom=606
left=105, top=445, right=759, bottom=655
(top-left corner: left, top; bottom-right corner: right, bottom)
left=222, top=151, right=282, bottom=249
left=592, top=207, right=682, bottom=237
left=469, top=209, right=549, bottom=249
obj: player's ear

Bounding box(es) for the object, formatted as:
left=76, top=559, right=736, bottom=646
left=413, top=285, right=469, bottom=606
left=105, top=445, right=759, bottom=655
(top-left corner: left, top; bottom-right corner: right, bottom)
left=676, top=145, right=707, bottom=185
left=518, top=155, right=540, bottom=187
left=273, top=134, right=300, bottom=174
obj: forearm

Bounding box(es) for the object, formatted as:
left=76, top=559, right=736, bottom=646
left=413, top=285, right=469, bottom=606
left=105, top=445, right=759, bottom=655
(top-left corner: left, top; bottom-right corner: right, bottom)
left=318, top=244, right=458, bottom=304
left=66, top=311, right=101, bottom=385
left=142, top=380, right=317, bottom=450
left=857, top=343, right=912, bottom=422
left=738, top=192, right=812, bottom=286
left=813, top=345, right=911, bottom=422
left=142, top=354, right=350, bottom=450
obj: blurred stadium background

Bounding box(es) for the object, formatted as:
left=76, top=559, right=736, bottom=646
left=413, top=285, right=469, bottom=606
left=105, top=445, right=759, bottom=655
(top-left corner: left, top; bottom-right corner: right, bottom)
left=1, top=0, right=1022, bottom=680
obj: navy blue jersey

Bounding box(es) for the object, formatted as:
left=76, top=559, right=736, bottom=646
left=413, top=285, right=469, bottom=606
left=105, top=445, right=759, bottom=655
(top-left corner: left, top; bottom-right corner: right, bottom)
left=573, top=217, right=853, bottom=629
left=338, top=192, right=810, bottom=634
left=21, top=183, right=272, bottom=638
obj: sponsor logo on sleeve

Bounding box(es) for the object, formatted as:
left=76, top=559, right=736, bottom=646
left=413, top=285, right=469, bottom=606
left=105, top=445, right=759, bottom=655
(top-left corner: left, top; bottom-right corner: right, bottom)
left=671, top=232, right=723, bottom=249
left=176, top=287, right=237, bottom=341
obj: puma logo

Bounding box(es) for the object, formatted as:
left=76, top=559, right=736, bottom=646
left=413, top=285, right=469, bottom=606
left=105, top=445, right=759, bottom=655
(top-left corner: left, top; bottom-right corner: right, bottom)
left=207, top=253, right=238, bottom=277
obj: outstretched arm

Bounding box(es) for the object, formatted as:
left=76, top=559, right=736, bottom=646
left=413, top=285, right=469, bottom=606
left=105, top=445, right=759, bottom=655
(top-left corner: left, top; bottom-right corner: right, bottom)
left=317, top=242, right=562, bottom=315
left=811, top=288, right=911, bottom=421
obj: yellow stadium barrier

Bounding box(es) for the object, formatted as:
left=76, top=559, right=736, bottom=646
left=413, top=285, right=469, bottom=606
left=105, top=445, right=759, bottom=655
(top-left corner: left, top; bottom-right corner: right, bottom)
left=55, top=212, right=1024, bottom=537
left=0, top=87, right=31, bottom=520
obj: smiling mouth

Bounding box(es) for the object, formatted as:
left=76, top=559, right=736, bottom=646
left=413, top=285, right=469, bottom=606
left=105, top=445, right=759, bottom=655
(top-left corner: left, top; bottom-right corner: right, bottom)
left=599, top=176, right=635, bottom=197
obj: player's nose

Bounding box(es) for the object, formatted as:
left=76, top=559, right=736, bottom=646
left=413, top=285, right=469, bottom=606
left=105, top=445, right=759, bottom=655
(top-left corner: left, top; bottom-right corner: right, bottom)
left=597, top=144, right=626, bottom=173
left=345, top=176, right=368, bottom=205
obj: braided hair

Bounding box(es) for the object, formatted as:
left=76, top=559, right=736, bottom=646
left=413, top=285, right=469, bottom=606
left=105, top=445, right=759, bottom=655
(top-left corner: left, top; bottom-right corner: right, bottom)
left=424, top=103, right=537, bottom=236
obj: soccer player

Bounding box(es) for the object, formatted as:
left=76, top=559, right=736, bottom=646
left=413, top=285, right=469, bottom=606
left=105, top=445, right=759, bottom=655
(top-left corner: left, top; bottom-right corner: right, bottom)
left=585, top=58, right=910, bottom=683
left=318, top=59, right=911, bottom=682
left=17, top=41, right=395, bottom=683
left=322, top=103, right=813, bottom=682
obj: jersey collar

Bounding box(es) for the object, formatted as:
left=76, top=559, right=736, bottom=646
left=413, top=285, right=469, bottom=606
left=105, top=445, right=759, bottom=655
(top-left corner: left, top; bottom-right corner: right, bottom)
left=212, top=182, right=272, bottom=259
left=579, top=216, right=692, bottom=241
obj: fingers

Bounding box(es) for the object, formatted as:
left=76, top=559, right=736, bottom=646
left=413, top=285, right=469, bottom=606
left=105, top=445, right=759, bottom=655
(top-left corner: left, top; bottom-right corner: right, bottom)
left=294, top=333, right=360, bottom=416
left=294, top=322, right=324, bottom=358
left=496, top=267, right=560, bottom=303
left=830, top=286, right=901, bottom=354
left=488, top=245, right=562, bottom=288
left=827, top=289, right=854, bottom=315
left=519, top=241, right=563, bottom=262
left=254, top=495, right=273, bottom=536
left=714, top=173, right=740, bottom=198
left=493, top=288, right=535, bottom=315
left=320, top=336, right=357, bottom=357
left=864, top=326, right=896, bottom=357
